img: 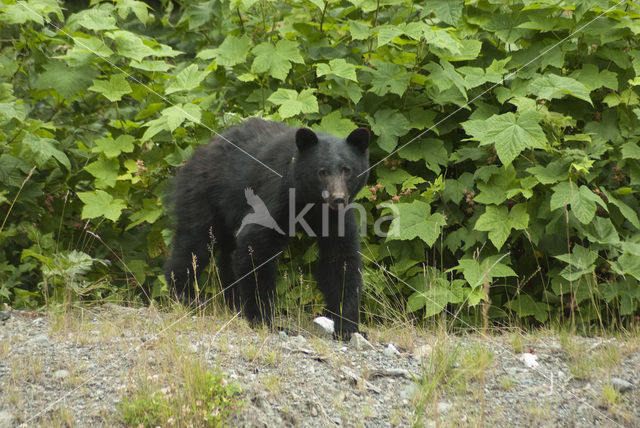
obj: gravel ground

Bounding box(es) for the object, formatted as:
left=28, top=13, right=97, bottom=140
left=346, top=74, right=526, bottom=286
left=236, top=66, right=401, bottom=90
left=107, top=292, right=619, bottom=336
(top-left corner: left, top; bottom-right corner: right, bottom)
left=0, top=305, right=638, bottom=427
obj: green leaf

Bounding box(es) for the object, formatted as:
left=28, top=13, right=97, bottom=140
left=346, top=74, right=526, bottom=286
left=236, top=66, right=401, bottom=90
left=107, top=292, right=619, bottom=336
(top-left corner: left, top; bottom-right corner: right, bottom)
left=529, top=74, right=593, bottom=105
left=368, top=60, right=412, bottom=97
left=68, top=6, right=117, bottom=31
left=555, top=245, right=597, bottom=281
left=251, top=40, right=304, bottom=81
left=569, top=64, right=618, bottom=91
left=455, top=256, right=516, bottom=289
left=550, top=182, right=607, bottom=224
left=376, top=25, right=403, bottom=47
left=88, top=74, right=132, bottom=102
left=526, top=159, right=570, bottom=185
left=316, top=59, right=358, bottom=82
left=165, top=65, right=211, bottom=95
left=429, top=0, right=463, bottom=25
left=349, top=20, right=370, bottom=40
left=385, top=199, right=447, bottom=246
left=107, top=30, right=156, bottom=62
left=621, top=142, right=640, bottom=159
left=23, top=135, right=70, bottom=170
left=475, top=204, right=529, bottom=250
left=398, top=138, right=448, bottom=174
left=368, top=109, right=410, bottom=152
left=268, top=88, right=318, bottom=119
left=91, top=135, right=135, bottom=159
left=505, top=295, right=548, bottom=322
left=161, top=103, right=202, bottom=131
left=462, top=111, right=547, bottom=165
left=35, top=62, right=97, bottom=101
left=600, top=189, right=640, bottom=230
left=197, top=35, right=251, bottom=66
left=126, top=199, right=162, bottom=230
left=77, top=190, right=126, bottom=222
left=315, top=111, right=356, bottom=138
left=84, top=157, right=119, bottom=188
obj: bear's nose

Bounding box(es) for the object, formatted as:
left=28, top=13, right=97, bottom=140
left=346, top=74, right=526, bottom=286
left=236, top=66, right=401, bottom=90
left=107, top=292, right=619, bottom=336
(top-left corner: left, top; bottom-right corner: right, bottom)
left=330, top=193, right=346, bottom=206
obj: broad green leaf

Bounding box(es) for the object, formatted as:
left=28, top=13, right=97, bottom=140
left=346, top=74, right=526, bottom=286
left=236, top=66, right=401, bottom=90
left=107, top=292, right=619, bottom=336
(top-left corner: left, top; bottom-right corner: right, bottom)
left=429, top=0, right=463, bottom=25
left=398, top=138, right=448, bottom=174
left=556, top=245, right=597, bottom=281
left=462, top=111, right=547, bottom=165
left=165, top=65, right=211, bottom=95
left=115, top=0, right=150, bottom=24
left=455, top=256, right=516, bottom=289
left=35, top=62, right=97, bottom=101
left=569, top=64, right=618, bottom=91
left=68, top=6, right=117, bottom=31
left=197, top=35, right=251, bottom=66
left=251, top=40, right=304, bottom=81
left=316, top=59, right=358, bottom=82
left=385, top=199, right=447, bottom=246
left=23, top=135, right=71, bottom=170
left=141, top=117, right=169, bottom=141
left=368, top=109, right=411, bottom=152
left=126, top=199, right=162, bottom=230
left=600, top=189, right=640, bottom=230
left=377, top=25, right=403, bottom=47
left=61, top=34, right=114, bottom=66
left=526, top=159, right=570, bottom=185
left=550, top=182, right=607, bottom=224
left=475, top=204, right=529, bottom=250
left=77, top=190, right=126, bottom=222
left=529, top=74, right=593, bottom=105
left=106, top=30, right=156, bottom=61
left=84, top=157, right=119, bottom=188
left=505, top=295, right=548, bottom=322
left=349, top=20, right=370, bottom=40
left=368, top=61, right=411, bottom=97
left=315, top=111, right=356, bottom=138
left=621, top=142, right=640, bottom=159
left=91, top=135, right=135, bottom=158
left=161, top=103, right=202, bottom=131
left=376, top=168, right=413, bottom=195
left=268, top=88, right=318, bottom=119
left=88, top=74, right=132, bottom=102
left=423, top=27, right=461, bottom=56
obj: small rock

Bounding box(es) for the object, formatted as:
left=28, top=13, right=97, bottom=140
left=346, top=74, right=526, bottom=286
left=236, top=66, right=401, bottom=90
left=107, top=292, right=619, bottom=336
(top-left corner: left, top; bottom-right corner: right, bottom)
left=0, top=410, right=14, bottom=428
left=610, top=377, right=634, bottom=393
left=412, top=344, right=432, bottom=360
left=291, top=335, right=307, bottom=346
left=27, top=334, right=51, bottom=346
left=384, top=343, right=400, bottom=356
left=0, top=310, right=10, bottom=322
left=312, top=316, right=334, bottom=335
left=278, top=330, right=288, bottom=340
left=54, top=369, right=70, bottom=381
left=349, top=332, right=374, bottom=350
left=437, top=401, right=452, bottom=413
left=399, top=382, right=419, bottom=400
left=519, top=352, right=539, bottom=368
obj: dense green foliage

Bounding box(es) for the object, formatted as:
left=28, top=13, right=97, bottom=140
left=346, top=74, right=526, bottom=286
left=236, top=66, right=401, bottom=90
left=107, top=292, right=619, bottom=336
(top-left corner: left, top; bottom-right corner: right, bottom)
left=1, top=0, right=639, bottom=326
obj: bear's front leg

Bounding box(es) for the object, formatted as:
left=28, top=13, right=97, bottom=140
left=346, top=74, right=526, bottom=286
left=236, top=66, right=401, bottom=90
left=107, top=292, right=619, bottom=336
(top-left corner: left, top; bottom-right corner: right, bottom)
left=316, top=212, right=363, bottom=340
left=232, top=226, right=287, bottom=326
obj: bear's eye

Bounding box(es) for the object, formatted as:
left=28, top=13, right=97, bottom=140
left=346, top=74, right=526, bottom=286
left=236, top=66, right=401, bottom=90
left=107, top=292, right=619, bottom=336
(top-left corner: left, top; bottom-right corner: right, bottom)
left=318, top=168, right=329, bottom=178
left=342, top=167, right=351, bottom=176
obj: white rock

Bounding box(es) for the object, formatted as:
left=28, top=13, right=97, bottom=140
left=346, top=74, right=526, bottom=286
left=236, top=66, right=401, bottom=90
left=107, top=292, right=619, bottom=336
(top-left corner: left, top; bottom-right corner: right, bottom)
left=610, top=377, right=633, bottom=393
left=312, top=316, right=334, bottom=334
left=0, top=410, right=14, bottom=428
left=349, top=332, right=374, bottom=350
left=384, top=343, right=400, bottom=356
left=437, top=401, right=452, bottom=413
left=54, top=369, right=70, bottom=381
left=519, top=352, right=539, bottom=368
left=27, top=334, right=50, bottom=346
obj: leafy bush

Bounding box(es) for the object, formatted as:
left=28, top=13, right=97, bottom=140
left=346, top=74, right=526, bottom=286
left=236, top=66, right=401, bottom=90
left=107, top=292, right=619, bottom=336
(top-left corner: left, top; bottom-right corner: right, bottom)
left=0, top=0, right=638, bottom=326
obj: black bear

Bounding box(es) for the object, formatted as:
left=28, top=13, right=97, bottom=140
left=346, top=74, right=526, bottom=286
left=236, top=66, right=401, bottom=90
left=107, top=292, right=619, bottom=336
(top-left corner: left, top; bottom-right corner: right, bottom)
left=164, top=118, right=369, bottom=338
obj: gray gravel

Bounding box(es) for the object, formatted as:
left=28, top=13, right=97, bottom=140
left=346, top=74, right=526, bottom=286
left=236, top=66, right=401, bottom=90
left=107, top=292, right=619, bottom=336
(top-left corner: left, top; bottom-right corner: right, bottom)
left=0, top=305, right=638, bottom=427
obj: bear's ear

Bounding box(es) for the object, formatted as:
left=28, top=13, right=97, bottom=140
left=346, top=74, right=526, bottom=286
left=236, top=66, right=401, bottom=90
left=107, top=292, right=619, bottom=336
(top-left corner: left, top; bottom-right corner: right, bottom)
left=346, top=128, right=370, bottom=153
left=295, top=128, right=318, bottom=151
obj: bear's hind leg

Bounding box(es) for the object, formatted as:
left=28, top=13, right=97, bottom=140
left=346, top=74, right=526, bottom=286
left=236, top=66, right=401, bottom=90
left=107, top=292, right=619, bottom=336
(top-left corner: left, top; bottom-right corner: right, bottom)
left=165, top=226, right=212, bottom=303
left=232, top=227, right=286, bottom=326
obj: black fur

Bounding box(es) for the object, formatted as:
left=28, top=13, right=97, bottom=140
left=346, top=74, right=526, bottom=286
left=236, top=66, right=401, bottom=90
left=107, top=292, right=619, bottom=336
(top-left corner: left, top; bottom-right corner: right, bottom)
left=164, top=118, right=369, bottom=339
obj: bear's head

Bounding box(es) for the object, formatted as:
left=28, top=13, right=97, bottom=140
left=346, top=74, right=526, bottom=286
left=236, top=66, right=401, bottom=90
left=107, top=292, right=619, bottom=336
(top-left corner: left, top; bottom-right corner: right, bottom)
left=294, top=127, right=370, bottom=210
